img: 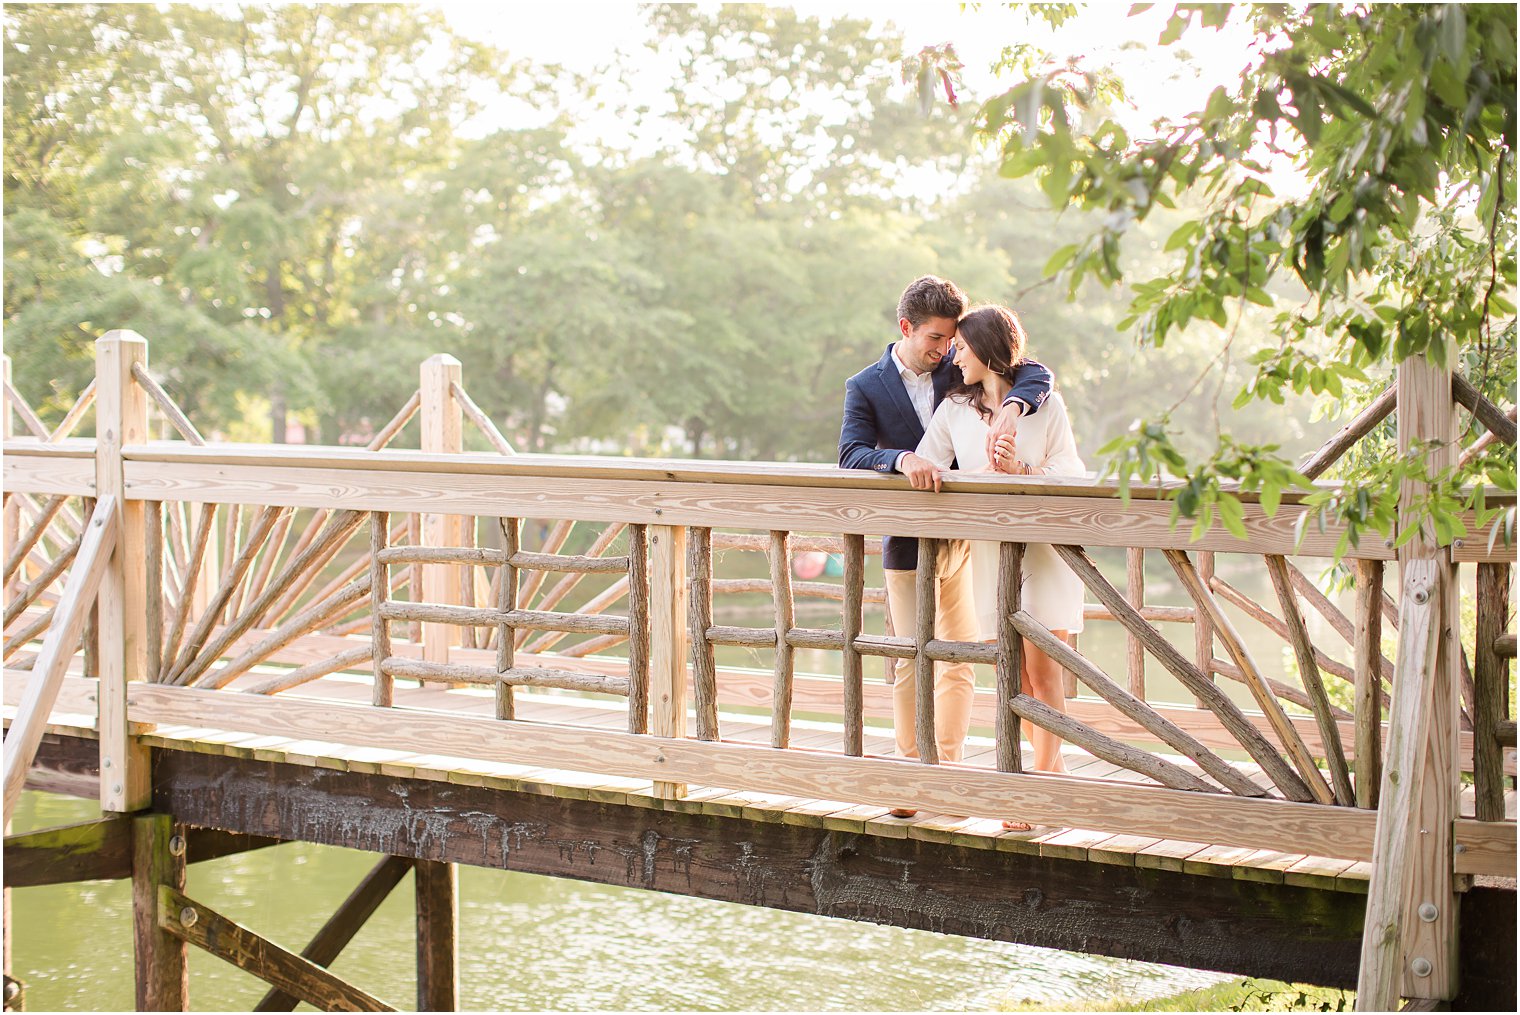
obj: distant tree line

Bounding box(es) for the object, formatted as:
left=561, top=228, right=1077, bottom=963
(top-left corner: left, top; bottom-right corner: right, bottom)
left=6, top=3, right=1327, bottom=468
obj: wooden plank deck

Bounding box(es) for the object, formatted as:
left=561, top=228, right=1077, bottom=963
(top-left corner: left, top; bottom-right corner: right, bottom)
left=17, top=667, right=1511, bottom=888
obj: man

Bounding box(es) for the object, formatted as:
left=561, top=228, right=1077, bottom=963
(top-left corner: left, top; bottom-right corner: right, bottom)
left=837, top=275, right=1052, bottom=808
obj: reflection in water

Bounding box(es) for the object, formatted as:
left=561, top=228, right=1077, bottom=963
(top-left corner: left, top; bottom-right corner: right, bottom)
left=11, top=792, right=1226, bottom=1011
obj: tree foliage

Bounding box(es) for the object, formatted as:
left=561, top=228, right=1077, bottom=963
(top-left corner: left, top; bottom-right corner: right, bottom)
left=978, top=3, right=1516, bottom=553
left=5, top=0, right=1426, bottom=501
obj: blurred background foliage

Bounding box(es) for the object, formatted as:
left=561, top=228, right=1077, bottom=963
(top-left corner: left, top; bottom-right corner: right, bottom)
left=0, top=1, right=1473, bottom=489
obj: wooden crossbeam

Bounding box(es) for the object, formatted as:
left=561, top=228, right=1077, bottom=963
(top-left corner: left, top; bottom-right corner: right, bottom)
left=711, top=577, right=887, bottom=603
left=2, top=378, right=48, bottom=439
left=1166, top=548, right=1336, bottom=806
left=4, top=819, right=281, bottom=887
left=379, top=657, right=630, bottom=695
left=2, top=494, right=66, bottom=584
left=522, top=575, right=629, bottom=654
left=175, top=509, right=365, bottom=687
left=4, top=814, right=132, bottom=887
left=1009, top=610, right=1267, bottom=797
left=1054, top=544, right=1317, bottom=802
left=165, top=504, right=285, bottom=684
left=243, top=646, right=375, bottom=696
left=130, top=362, right=204, bottom=445
left=1300, top=384, right=1397, bottom=480
left=197, top=576, right=372, bottom=690
left=253, top=855, right=414, bottom=1012
left=380, top=601, right=628, bottom=636
left=1451, top=373, right=1517, bottom=446
left=448, top=379, right=514, bottom=456
left=2, top=525, right=83, bottom=628
left=46, top=379, right=95, bottom=443
left=159, top=885, right=396, bottom=1011
left=509, top=521, right=627, bottom=653
left=1265, top=555, right=1355, bottom=806
left=1007, top=693, right=1216, bottom=792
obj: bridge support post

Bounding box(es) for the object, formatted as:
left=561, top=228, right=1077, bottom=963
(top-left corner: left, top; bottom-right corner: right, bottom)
left=419, top=354, right=464, bottom=664
left=96, top=332, right=152, bottom=813
left=133, top=813, right=188, bottom=1011
left=414, top=859, right=457, bottom=1011
left=1357, top=354, right=1461, bottom=1009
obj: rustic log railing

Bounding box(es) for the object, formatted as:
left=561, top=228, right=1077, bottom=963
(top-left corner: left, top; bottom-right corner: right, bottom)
left=3, top=336, right=1516, bottom=1010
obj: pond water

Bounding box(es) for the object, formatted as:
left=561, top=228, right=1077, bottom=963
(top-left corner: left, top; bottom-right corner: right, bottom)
left=10, top=791, right=1230, bottom=1011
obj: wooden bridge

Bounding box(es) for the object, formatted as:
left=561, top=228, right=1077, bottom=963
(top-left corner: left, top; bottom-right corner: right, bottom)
left=2, top=335, right=1515, bottom=1011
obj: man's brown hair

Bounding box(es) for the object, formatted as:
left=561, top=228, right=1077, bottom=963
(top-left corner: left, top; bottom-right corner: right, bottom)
left=896, top=275, right=967, bottom=327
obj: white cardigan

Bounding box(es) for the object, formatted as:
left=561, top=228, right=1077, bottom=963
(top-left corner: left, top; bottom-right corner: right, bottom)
left=916, top=392, right=1087, bottom=637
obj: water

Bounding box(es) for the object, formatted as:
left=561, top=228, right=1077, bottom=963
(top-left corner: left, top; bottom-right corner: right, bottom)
left=9, top=791, right=1229, bottom=1011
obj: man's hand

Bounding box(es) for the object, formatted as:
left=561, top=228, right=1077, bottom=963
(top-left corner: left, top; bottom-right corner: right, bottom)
left=898, top=452, right=943, bottom=492
left=985, top=399, right=1023, bottom=463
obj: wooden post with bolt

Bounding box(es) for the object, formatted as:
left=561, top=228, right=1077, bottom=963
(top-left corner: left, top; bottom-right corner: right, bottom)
left=1356, top=355, right=1461, bottom=1009
left=96, top=331, right=153, bottom=813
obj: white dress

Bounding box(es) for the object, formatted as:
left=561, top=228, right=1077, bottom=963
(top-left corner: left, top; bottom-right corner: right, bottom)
left=915, top=392, right=1087, bottom=639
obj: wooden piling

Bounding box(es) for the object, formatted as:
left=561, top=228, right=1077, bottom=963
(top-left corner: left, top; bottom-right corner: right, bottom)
left=414, top=860, right=457, bottom=1012
left=132, top=813, right=188, bottom=1011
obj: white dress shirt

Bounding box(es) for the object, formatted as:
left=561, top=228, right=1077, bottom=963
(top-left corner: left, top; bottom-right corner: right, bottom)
left=891, top=345, right=935, bottom=471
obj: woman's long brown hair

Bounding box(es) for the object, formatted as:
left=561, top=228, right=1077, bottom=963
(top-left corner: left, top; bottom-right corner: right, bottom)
left=947, top=305, right=1030, bottom=421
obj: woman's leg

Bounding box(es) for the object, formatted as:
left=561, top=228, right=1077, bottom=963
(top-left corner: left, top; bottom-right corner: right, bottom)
left=1022, top=631, right=1071, bottom=774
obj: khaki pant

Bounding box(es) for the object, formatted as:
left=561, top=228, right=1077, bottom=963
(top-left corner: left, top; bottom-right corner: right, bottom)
left=884, top=539, right=979, bottom=763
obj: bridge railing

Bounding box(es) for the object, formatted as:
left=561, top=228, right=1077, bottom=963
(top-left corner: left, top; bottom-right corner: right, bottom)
left=3, top=337, right=1516, bottom=961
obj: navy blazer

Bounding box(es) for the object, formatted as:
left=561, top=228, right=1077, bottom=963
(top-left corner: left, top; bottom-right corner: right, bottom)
left=838, top=343, right=1054, bottom=571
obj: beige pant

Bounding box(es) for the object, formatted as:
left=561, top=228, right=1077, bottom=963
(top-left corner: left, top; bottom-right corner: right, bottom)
left=884, top=539, right=979, bottom=763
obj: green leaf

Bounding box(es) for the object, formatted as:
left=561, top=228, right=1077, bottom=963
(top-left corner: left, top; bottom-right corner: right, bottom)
left=1044, top=243, right=1080, bottom=277
left=1262, top=483, right=1282, bottom=517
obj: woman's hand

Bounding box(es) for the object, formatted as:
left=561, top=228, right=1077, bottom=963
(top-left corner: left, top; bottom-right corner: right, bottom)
left=990, top=433, right=1027, bottom=474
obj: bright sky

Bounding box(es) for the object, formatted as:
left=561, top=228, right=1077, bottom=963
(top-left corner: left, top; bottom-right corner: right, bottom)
left=436, top=1, right=1263, bottom=147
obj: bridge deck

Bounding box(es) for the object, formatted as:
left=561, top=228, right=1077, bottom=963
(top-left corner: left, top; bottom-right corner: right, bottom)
left=16, top=671, right=1511, bottom=892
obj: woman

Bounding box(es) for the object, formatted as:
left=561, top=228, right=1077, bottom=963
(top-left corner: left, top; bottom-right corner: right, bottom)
left=914, top=305, right=1085, bottom=823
